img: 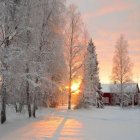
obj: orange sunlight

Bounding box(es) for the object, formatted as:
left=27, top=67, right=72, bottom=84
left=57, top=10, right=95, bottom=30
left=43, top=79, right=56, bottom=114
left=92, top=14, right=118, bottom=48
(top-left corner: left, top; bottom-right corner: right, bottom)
left=71, top=80, right=81, bottom=95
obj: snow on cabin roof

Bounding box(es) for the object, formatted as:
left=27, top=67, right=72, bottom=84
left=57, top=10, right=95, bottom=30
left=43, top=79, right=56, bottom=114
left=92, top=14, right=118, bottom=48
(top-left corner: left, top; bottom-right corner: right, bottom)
left=101, top=83, right=139, bottom=93
left=101, top=84, right=112, bottom=93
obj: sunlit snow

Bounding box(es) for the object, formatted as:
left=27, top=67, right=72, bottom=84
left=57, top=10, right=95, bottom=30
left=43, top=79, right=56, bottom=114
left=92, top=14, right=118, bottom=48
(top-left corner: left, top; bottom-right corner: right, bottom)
left=0, top=106, right=140, bottom=140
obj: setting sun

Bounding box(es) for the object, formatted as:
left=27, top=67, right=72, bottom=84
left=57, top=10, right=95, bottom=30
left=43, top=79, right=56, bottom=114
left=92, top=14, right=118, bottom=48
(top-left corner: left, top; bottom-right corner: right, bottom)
left=71, top=81, right=81, bottom=94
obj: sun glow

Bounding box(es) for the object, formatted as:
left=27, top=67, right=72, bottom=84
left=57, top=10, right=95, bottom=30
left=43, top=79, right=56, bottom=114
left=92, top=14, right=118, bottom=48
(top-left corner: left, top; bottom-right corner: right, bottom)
left=71, top=80, right=81, bottom=95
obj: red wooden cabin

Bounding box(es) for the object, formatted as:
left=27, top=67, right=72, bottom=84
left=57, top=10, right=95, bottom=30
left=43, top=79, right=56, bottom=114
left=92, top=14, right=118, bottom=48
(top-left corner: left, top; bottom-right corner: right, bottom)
left=101, top=83, right=140, bottom=106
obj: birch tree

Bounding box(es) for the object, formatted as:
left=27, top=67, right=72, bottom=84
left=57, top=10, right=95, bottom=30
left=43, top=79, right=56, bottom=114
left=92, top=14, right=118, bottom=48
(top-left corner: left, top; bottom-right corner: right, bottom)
left=65, top=4, right=84, bottom=109
left=111, top=35, right=133, bottom=107
left=30, top=0, right=66, bottom=113
left=0, top=0, right=19, bottom=124
left=0, top=0, right=67, bottom=122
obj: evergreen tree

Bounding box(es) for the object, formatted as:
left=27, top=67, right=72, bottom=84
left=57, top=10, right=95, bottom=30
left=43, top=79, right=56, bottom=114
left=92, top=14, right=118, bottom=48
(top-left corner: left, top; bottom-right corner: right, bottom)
left=81, top=39, right=100, bottom=106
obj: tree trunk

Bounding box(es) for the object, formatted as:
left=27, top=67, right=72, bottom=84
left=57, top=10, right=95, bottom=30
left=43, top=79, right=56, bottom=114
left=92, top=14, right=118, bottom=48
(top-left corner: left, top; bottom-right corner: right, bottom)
left=1, top=83, right=6, bottom=124
left=68, top=79, right=72, bottom=110
left=32, top=95, right=37, bottom=118
left=26, top=80, right=31, bottom=117
left=68, top=56, right=72, bottom=110
left=32, top=106, right=36, bottom=118
left=19, top=103, right=23, bottom=113
left=26, top=64, right=31, bottom=117
left=15, top=103, right=18, bottom=113
left=68, top=26, right=73, bottom=110
left=32, top=101, right=37, bottom=118
left=120, top=80, right=123, bottom=108
left=1, top=110, right=6, bottom=124
left=132, top=94, right=135, bottom=107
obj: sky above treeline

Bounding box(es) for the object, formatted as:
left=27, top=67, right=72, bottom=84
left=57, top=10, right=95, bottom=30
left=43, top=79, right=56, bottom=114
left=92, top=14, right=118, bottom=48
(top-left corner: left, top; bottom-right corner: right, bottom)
left=67, top=0, right=140, bottom=85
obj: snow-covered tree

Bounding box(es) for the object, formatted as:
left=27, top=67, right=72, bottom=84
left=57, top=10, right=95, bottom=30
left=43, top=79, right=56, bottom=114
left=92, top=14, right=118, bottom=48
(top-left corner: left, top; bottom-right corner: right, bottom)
left=81, top=39, right=100, bottom=106
left=64, top=4, right=85, bottom=109
left=0, top=0, right=20, bottom=124
left=0, top=0, right=67, bottom=122
left=33, top=0, right=66, bottom=109
left=111, top=35, right=133, bottom=107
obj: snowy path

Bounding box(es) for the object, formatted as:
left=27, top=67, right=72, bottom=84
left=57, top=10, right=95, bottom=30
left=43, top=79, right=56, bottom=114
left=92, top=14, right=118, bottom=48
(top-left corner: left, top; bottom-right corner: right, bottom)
left=0, top=107, right=140, bottom=140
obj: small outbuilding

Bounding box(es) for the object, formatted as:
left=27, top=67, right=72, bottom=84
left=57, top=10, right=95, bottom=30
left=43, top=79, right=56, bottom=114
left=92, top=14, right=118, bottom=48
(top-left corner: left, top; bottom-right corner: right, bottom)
left=101, top=83, right=140, bottom=106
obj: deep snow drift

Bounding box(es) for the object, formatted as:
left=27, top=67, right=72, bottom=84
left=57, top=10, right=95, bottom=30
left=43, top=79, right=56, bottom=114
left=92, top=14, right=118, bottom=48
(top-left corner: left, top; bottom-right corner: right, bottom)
left=0, top=106, right=140, bottom=140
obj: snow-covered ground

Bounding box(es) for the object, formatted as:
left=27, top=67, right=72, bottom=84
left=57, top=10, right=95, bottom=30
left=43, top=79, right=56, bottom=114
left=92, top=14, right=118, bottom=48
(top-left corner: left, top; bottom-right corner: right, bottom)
left=0, top=106, right=140, bottom=140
